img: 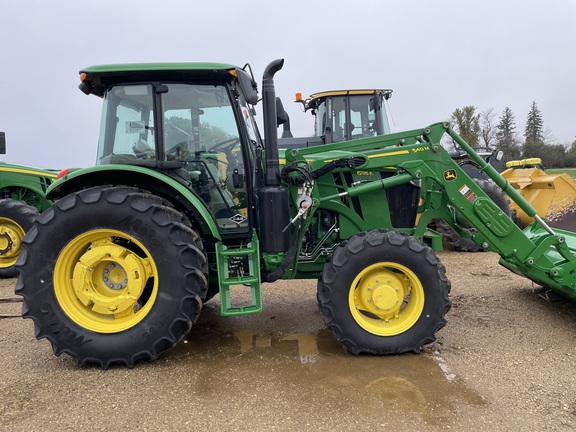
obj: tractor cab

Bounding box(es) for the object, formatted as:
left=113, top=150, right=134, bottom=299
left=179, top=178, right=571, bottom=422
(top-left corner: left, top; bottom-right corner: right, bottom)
left=73, top=63, right=264, bottom=238
left=279, top=89, right=393, bottom=149
left=298, top=89, right=393, bottom=144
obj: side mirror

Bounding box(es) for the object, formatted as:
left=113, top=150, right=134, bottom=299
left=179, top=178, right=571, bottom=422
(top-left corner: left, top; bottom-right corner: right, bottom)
left=235, top=68, right=259, bottom=105
left=276, top=97, right=293, bottom=138
left=0, top=132, right=5, bottom=155
left=276, top=97, right=289, bottom=126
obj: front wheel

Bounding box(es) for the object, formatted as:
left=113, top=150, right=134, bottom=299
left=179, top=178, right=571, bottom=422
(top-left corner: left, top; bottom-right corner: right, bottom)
left=16, top=186, right=208, bottom=368
left=317, top=230, right=451, bottom=354
left=0, top=199, right=39, bottom=278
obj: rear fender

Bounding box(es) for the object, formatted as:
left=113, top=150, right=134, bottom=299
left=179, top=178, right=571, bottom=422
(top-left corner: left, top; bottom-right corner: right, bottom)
left=47, top=165, right=220, bottom=239
left=0, top=164, right=58, bottom=211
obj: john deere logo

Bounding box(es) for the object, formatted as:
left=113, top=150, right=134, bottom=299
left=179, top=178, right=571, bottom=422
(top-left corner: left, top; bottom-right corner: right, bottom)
left=444, top=170, right=457, bottom=181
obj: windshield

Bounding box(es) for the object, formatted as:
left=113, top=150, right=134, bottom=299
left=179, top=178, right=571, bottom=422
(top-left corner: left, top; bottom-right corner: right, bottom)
left=312, top=93, right=391, bottom=143
left=162, top=84, right=240, bottom=159
left=96, top=83, right=242, bottom=165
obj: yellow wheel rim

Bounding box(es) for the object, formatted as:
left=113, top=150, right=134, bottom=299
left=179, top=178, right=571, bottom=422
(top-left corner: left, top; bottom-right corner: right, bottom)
left=54, top=229, right=157, bottom=333
left=349, top=262, right=425, bottom=336
left=0, top=217, right=26, bottom=269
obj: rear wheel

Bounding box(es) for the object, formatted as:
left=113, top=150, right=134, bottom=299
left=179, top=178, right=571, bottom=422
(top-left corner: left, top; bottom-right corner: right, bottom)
left=317, top=230, right=451, bottom=354
left=0, top=199, right=39, bottom=278
left=16, top=186, right=208, bottom=368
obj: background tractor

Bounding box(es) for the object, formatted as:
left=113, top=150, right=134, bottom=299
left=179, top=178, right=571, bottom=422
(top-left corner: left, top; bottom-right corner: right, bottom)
left=15, top=59, right=576, bottom=369
left=278, top=89, right=393, bottom=147
left=0, top=132, right=57, bottom=276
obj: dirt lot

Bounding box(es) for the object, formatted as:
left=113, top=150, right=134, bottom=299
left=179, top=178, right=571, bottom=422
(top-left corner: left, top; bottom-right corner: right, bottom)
left=1, top=250, right=576, bottom=431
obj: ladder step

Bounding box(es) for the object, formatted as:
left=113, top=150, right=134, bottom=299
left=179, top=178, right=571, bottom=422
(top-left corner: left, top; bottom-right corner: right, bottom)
left=219, top=247, right=256, bottom=256
left=215, top=231, right=262, bottom=317
left=220, top=276, right=259, bottom=286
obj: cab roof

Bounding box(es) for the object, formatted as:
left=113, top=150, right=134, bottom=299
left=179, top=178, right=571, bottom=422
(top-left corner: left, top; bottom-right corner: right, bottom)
left=306, top=89, right=393, bottom=109
left=79, top=62, right=240, bottom=97
left=309, top=89, right=392, bottom=98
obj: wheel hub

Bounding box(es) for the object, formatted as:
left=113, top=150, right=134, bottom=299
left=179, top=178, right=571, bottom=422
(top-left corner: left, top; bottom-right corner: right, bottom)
left=348, top=260, right=427, bottom=337
left=103, top=263, right=128, bottom=290
left=363, top=273, right=405, bottom=315
left=0, top=226, right=21, bottom=258
left=72, top=243, right=151, bottom=315
left=0, top=232, right=14, bottom=255
left=371, top=282, right=399, bottom=311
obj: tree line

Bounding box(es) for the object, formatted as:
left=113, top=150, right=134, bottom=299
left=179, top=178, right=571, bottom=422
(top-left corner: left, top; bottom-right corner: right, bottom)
left=450, top=103, right=576, bottom=168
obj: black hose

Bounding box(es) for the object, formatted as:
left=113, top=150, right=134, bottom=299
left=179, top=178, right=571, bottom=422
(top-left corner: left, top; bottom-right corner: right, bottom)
left=281, top=158, right=355, bottom=186
left=262, top=222, right=303, bottom=283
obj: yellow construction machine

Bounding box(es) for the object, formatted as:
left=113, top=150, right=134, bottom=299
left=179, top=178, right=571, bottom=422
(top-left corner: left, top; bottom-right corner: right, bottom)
left=501, top=158, right=576, bottom=231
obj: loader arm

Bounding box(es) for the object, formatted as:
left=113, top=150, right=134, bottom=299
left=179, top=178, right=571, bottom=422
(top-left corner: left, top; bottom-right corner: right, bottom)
left=284, top=122, right=576, bottom=300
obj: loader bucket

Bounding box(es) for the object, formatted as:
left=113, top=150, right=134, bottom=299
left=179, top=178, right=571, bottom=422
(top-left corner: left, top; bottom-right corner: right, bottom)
left=500, top=222, right=576, bottom=301
left=501, top=160, right=576, bottom=231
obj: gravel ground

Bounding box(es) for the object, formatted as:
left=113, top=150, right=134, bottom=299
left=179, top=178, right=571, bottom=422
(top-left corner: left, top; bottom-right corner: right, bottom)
left=1, top=250, right=575, bottom=431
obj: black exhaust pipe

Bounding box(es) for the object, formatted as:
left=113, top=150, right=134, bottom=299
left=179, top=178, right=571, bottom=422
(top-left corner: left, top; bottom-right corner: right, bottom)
left=262, top=58, right=284, bottom=186
left=259, top=59, right=290, bottom=253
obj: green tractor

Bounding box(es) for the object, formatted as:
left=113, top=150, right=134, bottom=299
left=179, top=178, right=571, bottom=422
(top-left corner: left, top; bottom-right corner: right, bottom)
left=16, top=59, right=576, bottom=368
left=0, top=132, right=58, bottom=277
left=278, top=89, right=393, bottom=146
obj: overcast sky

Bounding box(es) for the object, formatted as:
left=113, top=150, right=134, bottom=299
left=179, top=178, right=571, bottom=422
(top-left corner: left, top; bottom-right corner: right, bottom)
left=1, top=0, right=575, bottom=169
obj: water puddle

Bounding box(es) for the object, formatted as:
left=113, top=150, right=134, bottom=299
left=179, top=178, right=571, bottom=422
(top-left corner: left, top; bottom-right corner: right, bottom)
left=169, top=304, right=486, bottom=426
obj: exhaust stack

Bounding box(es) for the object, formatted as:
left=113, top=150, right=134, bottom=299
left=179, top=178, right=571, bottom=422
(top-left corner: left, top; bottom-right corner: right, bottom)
left=262, top=58, right=284, bottom=186
left=258, top=59, right=290, bottom=253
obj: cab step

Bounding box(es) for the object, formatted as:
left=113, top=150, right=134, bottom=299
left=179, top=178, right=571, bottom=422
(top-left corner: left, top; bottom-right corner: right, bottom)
left=215, top=232, right=262, bottom=316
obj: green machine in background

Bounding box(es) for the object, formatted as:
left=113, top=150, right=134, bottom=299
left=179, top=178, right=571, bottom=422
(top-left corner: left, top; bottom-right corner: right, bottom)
left=0, top=132, right=58, bottom=277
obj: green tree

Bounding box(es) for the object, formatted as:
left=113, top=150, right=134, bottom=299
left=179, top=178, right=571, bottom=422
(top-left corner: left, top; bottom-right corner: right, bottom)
left=451, top=106, right=481, bottom=148
left=563, top=138, right=576, bottom=167
left=523, top=101, right=544, bottom=156
left=495, top=107, right=521, bottom=163
left=540, top=144, right=567, bottom=168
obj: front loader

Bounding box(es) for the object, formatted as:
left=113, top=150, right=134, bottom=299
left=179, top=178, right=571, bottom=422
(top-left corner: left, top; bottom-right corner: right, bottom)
left=279, top=88, right=516, bottom=252
left=15, top=59, right=576, bottom=368
left=283, top=88, right=576, bottom=250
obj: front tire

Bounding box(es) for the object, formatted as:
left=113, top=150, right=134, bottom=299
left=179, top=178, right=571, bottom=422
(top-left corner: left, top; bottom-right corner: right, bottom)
left=317, top=230, right=451, bottom=354
left=0, top=199, right=39, bottom=278
left=16, top=186, right=208, bottom=368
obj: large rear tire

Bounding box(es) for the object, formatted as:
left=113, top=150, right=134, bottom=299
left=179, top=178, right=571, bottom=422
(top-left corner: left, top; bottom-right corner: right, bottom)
left=317, top=230, right=451, bottom=354
left=0, top=199, right=39, bottom=278
left=16, top=186, right=208, bottom=368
